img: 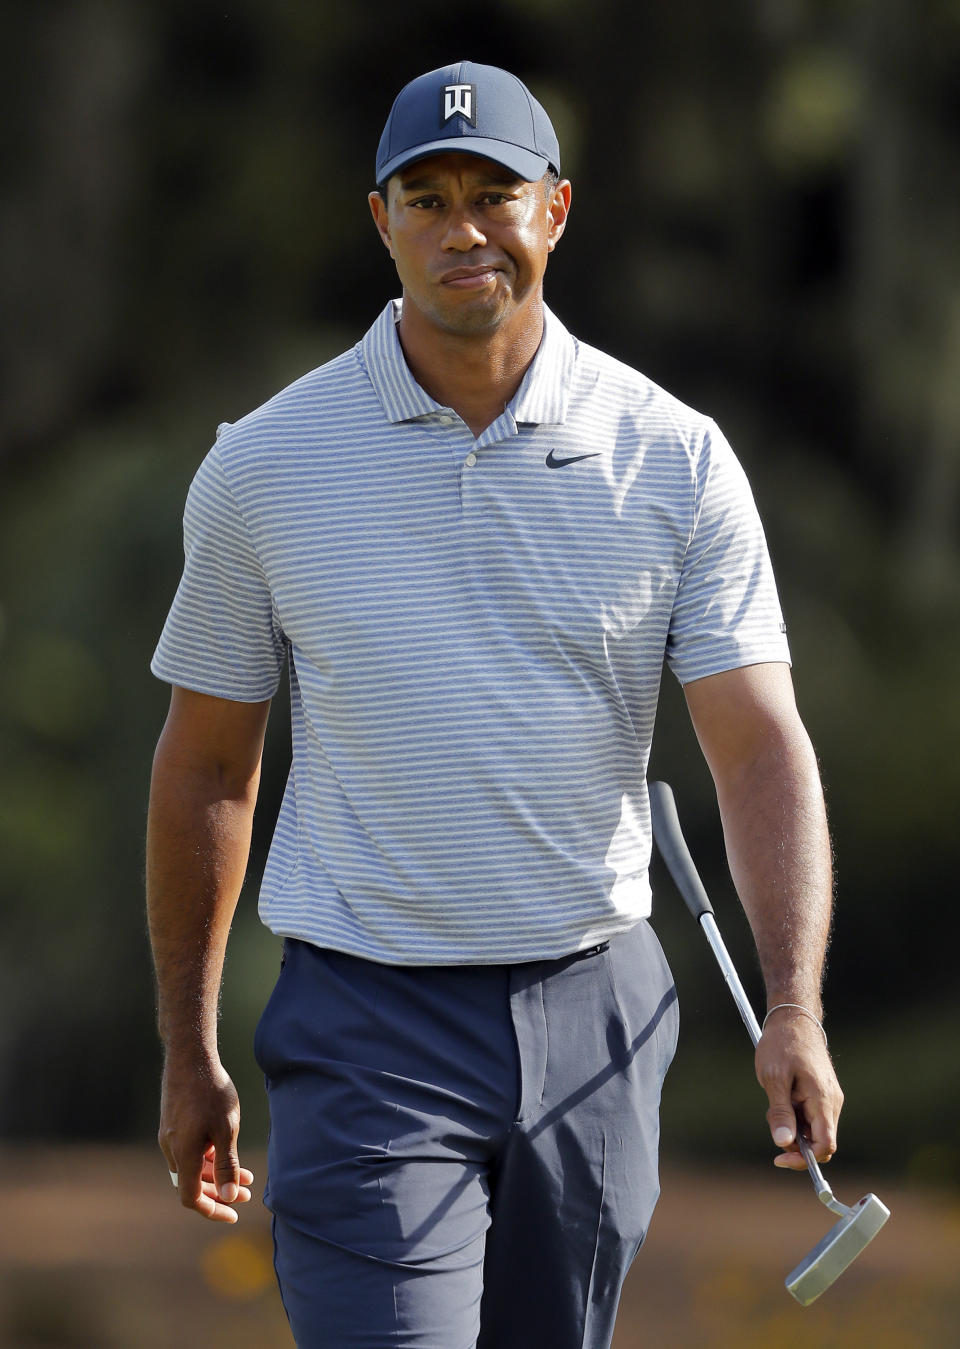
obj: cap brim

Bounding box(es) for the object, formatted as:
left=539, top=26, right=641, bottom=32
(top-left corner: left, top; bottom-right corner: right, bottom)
left=378, top=137, right=551, bottom=189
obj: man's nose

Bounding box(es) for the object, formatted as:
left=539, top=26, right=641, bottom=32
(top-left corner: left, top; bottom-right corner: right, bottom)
left=441, top=209, right=487, bottom=250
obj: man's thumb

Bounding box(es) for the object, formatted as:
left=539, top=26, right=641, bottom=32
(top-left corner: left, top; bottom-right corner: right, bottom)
left=214, top=1138, right=240, bottom=1202
left=767, top=1106, right=798, bottom=1149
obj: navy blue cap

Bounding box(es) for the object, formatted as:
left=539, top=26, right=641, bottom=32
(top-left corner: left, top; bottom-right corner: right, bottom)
left=376, top=61, right=561, bottom=189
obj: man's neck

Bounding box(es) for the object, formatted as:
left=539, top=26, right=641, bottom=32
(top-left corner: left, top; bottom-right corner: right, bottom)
left=397, top=300, right=544, bottom=439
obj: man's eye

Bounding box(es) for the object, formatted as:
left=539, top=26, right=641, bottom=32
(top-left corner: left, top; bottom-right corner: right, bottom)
left=480, top=193, right=510, bottom=205
left=410, top=196, right=442, bottom=209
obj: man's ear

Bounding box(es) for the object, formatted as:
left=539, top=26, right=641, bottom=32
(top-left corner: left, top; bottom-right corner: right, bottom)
left=368, top=190, right=394, bottom=258
left=546, top=179, right=572, bottom=253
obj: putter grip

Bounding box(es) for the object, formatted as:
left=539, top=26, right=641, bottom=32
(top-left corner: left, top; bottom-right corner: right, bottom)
left=648, top=781, right=715, bottom=920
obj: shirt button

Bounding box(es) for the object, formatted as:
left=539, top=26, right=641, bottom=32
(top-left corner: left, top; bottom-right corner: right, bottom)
left=465, top=452, right=478, bottom=467
left=438, top=414, right=454, bottom=425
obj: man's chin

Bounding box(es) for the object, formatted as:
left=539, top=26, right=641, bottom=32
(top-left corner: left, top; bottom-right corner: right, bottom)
left=430, top=292, right=520, bottom=336
left=440, top=309, right=507, bottom=336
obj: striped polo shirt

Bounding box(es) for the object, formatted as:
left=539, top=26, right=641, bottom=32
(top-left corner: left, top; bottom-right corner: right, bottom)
left=152, top=300, right=790, bottom=965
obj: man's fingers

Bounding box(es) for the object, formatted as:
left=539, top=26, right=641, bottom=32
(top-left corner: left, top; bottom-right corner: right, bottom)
left=771, top=1115, right=836, bottom=1169
left=766, top=1103, right=833, bottom=1166
left=199, top=1178, right=253, bottom=1204
left=164, top=1145, right=232, bottom=1218
left=800, top=1099, right=839, bottom=1164
left=173, top=1167, right=250, bottom=1221
left=765, top=1093, right=838, bottom=1165
left=175, top=1153, right=205, bottom=1204
left=773, top=1147, right=811, bottom=1171
left=167, top=1154, right=252, bottom=1220
left=193, top=1192, right=243, bottom=1223
left=181, top=1184, right=242, bottom=1223
left=200, top=1157, right=255, bottom=1190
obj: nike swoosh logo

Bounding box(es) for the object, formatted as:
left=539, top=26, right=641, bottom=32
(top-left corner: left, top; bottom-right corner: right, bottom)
left=545, top=450, right=601, bottom=469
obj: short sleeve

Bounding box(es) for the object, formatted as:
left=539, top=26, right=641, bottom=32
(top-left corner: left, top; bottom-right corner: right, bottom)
left=666, top=423, right=791, bottom=685
left=151, top=444, right=287, bottom=700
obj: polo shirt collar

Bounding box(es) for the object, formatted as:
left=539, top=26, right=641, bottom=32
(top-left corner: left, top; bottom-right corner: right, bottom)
left=509, top=303, right=575, bottom=427
left=360, top=299, right=576, bottom=428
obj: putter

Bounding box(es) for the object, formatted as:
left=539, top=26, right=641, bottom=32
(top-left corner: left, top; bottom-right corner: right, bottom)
left=648, top=780, right=890, bottom=1305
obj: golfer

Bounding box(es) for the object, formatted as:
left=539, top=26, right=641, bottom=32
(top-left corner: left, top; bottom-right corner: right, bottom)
left=147, top=61, right=844, bottom=1349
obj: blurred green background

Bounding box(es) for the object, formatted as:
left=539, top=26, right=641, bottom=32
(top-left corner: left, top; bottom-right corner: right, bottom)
left=2, top=0, right=958, bottom=1205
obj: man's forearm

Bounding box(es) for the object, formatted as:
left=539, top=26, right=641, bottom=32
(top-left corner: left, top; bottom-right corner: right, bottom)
left=714, top=723, right=832, bottom=1016
left=146, top=739, right=259, bottom=1061
left=685, top=662, right=833, bottom=1015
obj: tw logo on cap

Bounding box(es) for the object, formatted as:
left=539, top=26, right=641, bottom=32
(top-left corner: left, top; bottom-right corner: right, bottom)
left=442, top=83, right=477, bottom=126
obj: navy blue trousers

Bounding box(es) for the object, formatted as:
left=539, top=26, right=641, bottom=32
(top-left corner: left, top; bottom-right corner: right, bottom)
left=254, top=922, right=678, bottom=1349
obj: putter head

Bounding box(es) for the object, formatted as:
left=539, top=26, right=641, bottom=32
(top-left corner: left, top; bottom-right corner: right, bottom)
left=785, top=1192, right=890, bottom=1305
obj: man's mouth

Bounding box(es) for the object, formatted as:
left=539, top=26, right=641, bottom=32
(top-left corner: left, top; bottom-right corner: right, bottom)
left=439, top=265, right=501, bottom=289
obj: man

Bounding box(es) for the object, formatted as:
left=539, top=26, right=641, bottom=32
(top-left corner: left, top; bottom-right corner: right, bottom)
left=148, top=61, right=843, bottom=1349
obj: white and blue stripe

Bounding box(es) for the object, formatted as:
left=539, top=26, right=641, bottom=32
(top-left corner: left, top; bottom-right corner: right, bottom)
left=153, top=301, right=790, bottom=964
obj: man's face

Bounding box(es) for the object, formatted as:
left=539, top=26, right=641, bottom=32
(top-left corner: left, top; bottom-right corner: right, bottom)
left=368, top=153, right=570, bottom=338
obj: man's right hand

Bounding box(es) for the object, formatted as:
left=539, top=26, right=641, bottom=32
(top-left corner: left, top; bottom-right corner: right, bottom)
left=158, top=1057, right=254, bottom=1222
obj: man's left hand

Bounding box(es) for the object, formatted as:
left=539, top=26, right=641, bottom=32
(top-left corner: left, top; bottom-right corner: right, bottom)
left=755, top=1008, right=843, bottom=1169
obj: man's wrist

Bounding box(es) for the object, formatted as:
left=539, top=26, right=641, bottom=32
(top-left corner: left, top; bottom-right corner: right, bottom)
left=761, top=1002, right=827, bottom=1046
left=160, top=1036, right=222, bottom=1075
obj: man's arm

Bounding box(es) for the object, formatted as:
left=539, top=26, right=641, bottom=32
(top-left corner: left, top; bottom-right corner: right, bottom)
left=683, top=661, right=843, bottom=1169
left=146, top=685, right=272, bottom=1220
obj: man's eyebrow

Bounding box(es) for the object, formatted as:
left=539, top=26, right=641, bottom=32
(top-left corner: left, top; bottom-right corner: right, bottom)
left=396, top=174, right=443, bottom=192
left=396, top=170, right=524, bottom=192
